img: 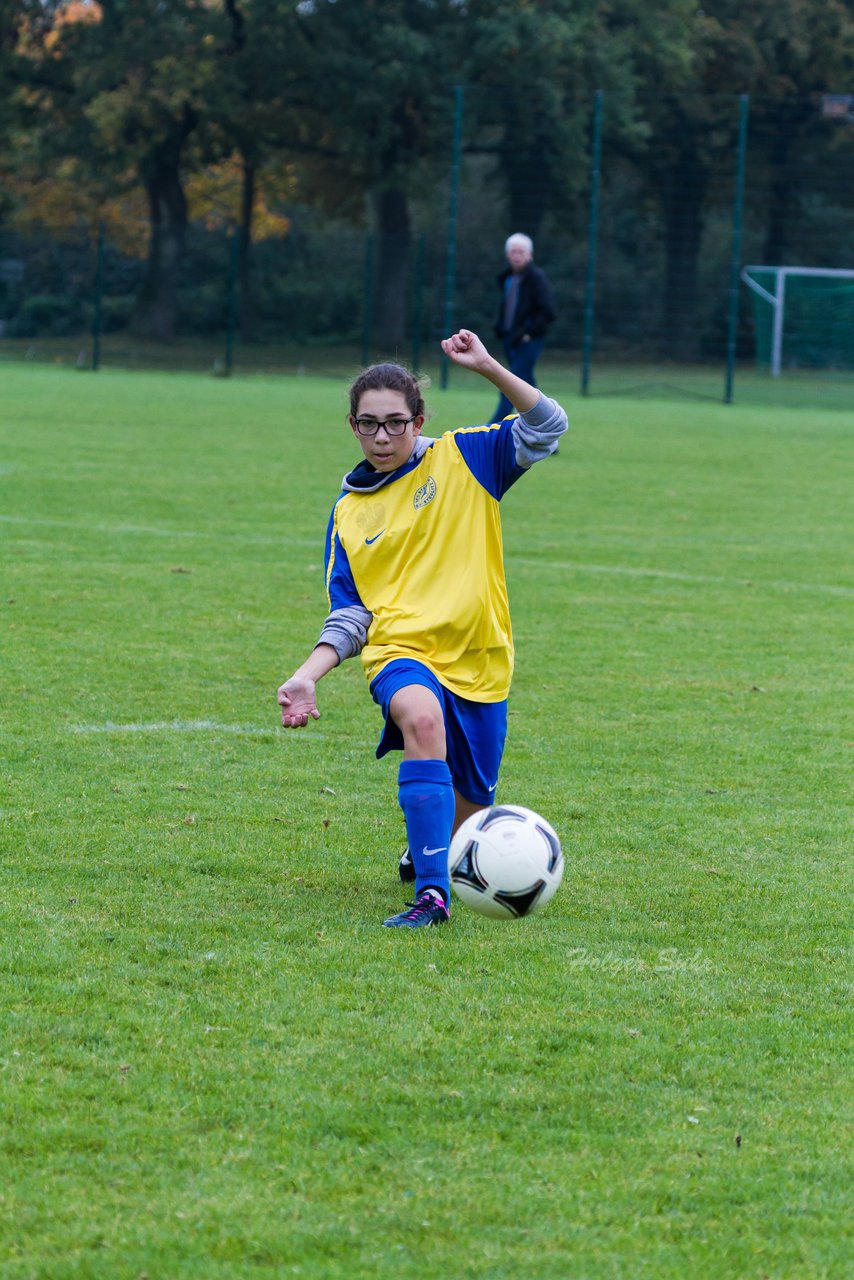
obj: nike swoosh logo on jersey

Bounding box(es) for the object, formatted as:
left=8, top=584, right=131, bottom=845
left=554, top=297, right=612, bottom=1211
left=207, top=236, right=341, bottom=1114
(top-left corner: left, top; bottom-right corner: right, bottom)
left=422, top=845, right=447, bottom=857
left=365, top=530, right=385, bottom=544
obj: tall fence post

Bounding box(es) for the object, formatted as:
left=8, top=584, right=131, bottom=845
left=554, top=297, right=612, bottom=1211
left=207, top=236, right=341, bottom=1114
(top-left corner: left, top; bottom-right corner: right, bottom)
left=225, top=228, right=239, bottom=377
left=581, top=89, right=603, bottom=397
left=440, top=85, right=464, bottom=390
left=92, top=220, right=105, bottom=372
left=725, top=93, right=750, bottom=404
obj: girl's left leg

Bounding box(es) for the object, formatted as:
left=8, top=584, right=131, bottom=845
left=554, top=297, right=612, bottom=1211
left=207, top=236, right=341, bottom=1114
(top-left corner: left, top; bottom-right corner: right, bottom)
left=454, top=791, right=486, bottom=834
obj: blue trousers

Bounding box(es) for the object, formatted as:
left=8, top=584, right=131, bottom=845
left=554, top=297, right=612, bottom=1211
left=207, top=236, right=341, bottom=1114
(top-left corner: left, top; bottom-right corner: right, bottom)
left=493, top=337, right=544, bottom=421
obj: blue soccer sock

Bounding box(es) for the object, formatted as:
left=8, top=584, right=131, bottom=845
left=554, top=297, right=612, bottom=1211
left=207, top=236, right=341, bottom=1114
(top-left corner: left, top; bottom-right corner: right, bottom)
left=397, top=758, right=455, bottom=907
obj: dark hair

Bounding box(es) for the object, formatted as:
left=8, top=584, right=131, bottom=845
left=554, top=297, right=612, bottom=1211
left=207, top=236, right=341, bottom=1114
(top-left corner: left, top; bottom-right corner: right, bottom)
left=348, top=362, right=427, bottom=420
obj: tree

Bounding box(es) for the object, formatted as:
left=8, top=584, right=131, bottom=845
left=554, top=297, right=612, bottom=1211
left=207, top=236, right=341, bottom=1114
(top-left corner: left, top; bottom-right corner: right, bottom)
left=277, top=0, right=668, bottom=345
left=629, top=0, right=854, bottom=357
left=459, top=0, right=638, bottom=238
left=278, top=0, right=474, bottom=347
left=204, top=0, right=307, bottom=339
left=745, top=0, right=854, bottom=263
left=17, top=0, right=237, bottom=339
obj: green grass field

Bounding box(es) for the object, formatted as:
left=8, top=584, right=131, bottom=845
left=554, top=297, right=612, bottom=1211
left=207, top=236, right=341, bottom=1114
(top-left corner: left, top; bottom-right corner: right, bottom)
left=1, top=362, right=852, bottom=1278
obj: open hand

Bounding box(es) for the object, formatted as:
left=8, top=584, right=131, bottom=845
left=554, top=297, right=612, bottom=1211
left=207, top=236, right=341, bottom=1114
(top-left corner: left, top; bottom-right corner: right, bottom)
left=277, top=675, right=320, bottom=728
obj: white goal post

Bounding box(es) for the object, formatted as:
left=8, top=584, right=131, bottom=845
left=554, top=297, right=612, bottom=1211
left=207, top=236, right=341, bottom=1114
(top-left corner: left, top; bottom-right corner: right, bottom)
left=740, top=266, right=854, bottom=376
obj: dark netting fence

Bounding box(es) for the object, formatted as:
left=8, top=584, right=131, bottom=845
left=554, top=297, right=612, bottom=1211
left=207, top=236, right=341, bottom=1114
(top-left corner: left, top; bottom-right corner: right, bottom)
left=1, top=89, right=853, bottom=401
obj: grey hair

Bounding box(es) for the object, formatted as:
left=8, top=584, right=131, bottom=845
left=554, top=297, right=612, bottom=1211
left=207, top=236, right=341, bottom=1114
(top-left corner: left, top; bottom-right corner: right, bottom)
left=505, top=232, right=533, bottom=255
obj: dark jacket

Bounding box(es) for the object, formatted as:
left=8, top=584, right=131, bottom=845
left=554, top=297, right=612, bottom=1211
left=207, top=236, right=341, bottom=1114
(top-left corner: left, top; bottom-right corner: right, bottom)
left=495, top=262, right=557, bottom=346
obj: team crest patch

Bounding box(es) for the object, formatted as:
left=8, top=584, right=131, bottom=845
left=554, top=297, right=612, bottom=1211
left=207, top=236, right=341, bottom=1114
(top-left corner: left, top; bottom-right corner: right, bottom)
left=355, top=501, right=386, bottom=533
left=413, top=477, right=437, bottom=509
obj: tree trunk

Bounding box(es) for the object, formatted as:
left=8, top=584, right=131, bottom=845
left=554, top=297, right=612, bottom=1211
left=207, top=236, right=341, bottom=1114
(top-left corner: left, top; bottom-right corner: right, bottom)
left=504, top=144, right=548, bottom=239
left=372, top=186, right=411, bottom=349
left=761, top=101, right=812, bottom=264
left=134, top=104, right=196, bottom=342
left=660, top=151, right=707, bottom=360
left=762, top=131, right=794, bottom=264
left=507, top=188, right=546, bottom=240
left=238, top=156, right=255, bottom=341
left=136, top=164, right=188, bottom=341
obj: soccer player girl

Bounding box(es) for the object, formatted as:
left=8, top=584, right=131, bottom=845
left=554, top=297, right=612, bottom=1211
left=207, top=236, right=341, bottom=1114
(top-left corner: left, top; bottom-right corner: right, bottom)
left=277, top=329, right=567, bottom=929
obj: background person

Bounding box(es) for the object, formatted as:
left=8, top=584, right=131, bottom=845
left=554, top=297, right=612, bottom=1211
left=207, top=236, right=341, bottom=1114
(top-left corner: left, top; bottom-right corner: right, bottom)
left=493, top=233, right=557, bottom=421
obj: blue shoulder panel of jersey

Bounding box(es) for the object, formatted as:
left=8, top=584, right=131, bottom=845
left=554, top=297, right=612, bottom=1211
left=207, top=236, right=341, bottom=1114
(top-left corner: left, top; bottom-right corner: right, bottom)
left=324, top=498, right=365, bottom=610
left=452, top=418, right=526, bottom=500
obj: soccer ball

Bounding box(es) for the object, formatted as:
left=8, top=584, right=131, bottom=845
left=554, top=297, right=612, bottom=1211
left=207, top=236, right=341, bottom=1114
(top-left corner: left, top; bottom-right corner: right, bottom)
left=449, top=805, right=563, bottom=919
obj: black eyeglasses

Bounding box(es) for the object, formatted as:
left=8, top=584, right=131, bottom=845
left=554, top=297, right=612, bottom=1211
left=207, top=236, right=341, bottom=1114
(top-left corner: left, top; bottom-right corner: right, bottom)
left=352, top=416, right=416, bottom=437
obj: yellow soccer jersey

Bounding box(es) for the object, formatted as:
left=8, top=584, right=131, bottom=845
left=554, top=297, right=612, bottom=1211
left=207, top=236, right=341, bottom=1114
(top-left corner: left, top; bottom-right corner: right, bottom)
left=324, top=421, right=526, bottom=702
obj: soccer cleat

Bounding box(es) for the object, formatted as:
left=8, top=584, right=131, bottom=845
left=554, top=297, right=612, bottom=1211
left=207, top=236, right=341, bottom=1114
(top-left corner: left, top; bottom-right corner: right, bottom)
left=383, top=890, right=450, bottom=929
left=398, top=845, right=415, bottom=883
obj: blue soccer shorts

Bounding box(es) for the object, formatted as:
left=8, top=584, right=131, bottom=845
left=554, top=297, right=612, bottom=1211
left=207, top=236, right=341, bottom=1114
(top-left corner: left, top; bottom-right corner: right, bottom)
left=369, top=658, right=508, bottom=806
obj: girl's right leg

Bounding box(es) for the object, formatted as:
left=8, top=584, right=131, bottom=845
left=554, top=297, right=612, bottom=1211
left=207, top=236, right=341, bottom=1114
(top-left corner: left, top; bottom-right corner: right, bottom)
left=393, top=686, right=506, bottom=899
left=398, top=791, right=485, bottom=886
left=387, top=684, right=455, bottom=910
left=390, top=684, right=447, bottom=761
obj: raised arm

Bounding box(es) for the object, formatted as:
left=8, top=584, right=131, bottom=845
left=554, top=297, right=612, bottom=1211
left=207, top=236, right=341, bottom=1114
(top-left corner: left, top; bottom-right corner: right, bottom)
left=441, top=328, right=567, bottom=466
left=441, top=329, right=539, bottom=413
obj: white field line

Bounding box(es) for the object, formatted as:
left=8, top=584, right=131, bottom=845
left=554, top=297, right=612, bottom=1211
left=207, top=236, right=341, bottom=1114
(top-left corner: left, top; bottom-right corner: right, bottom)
left=508, top=556, right=854, bottom=598
left=0, top=514, right=313, bottom=548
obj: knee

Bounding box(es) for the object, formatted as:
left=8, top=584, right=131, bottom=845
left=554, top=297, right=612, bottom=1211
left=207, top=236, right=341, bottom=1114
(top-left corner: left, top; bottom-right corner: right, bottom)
left=400, top=708, right=446, bottom=757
